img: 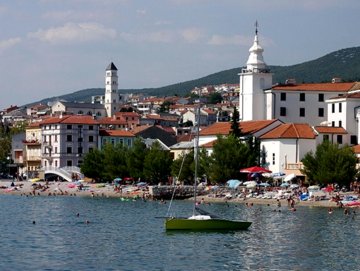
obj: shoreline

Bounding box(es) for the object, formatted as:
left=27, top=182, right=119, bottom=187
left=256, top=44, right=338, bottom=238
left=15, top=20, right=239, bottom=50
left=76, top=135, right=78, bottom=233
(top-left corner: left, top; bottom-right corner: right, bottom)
left=0, top=180, right=353, bottom=208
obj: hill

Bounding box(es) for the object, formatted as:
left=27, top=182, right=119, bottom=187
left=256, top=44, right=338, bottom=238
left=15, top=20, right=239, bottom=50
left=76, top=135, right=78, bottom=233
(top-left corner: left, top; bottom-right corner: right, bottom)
left=33, top=46, right=360, bottom=105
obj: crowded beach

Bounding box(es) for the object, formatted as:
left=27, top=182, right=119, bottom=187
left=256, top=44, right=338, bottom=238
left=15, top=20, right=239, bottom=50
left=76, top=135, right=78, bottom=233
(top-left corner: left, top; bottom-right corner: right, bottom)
left=0, top=177, right=359, bottom=210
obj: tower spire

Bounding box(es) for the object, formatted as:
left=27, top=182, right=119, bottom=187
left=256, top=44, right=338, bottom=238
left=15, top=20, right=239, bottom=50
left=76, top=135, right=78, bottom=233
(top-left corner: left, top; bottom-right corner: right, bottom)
left=255, top=20, right=258, bottom=35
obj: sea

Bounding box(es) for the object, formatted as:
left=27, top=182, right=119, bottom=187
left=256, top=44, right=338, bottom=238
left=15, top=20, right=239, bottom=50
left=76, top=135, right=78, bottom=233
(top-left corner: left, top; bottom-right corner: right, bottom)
left=0, top=194, right=359, bottom=271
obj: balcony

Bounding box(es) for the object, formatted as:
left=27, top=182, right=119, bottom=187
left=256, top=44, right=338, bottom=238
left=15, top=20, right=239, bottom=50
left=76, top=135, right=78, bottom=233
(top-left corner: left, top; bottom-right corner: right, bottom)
left=23, top=139, right=41, bottom=145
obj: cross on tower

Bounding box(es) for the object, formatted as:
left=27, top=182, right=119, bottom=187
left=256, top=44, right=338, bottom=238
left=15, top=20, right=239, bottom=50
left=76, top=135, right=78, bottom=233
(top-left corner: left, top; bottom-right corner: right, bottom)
left=255, top=20, right=259, bottom=35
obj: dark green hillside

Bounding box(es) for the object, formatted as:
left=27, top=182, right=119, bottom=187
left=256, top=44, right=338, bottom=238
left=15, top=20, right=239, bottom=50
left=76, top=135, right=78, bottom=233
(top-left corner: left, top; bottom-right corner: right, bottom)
left=30, top=46, right=360, bottom=105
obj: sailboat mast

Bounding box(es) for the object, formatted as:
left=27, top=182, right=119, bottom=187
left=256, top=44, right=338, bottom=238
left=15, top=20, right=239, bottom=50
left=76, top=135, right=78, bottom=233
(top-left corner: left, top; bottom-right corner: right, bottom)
left=193, top=95, right=201, bottom=216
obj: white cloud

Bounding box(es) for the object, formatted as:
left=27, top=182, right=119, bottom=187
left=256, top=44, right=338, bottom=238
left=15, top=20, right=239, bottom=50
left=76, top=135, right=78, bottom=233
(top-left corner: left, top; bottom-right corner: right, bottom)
left=120, top=31, right=175, bottom=43
left=0, top=37, right=21, bottom=52
left=136, top=9, right=147, bottom=15
left=181, top=28, right=204, bottom=43
left=28, top=22, right=117, bottom=44
left=208, top=34, right=251, bottom=46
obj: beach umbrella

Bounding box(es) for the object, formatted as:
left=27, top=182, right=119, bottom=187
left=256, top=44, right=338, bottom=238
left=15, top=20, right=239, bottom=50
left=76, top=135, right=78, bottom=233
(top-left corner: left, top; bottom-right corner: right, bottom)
left=243, top=180, right=257, bottom=188
left=240, top=166, right=272, bottom=173
left=280, top=182, right=290, bottom=188
left=284, top=173, right=296, bottom=182
left=226, top=179, right=242, bottom=189
left=290, top=184, right=299, bottom=189
left=271, top=172, right=286, bottom=178
left=258, top=182, right=270, bottom=187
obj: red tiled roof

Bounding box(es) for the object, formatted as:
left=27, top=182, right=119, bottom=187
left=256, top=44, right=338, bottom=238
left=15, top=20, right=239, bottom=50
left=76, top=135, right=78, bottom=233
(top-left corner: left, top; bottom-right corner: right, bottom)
left=39, top=115, right=99, bottom=125
left=352, top=145, right=360, bottom=154
left=177, top=134, right=194, bottom=142
left=98, top=117, right=127, bottom=125
left=272, top=82, right=356, bottom=92
left=260, top=123, right=316, bottom=139
left=131, top=125, right=151, bottom=134
left=200, top=119, right=279, bottom=136
left=99, top=129, right=135, bottom=137
left=114, top=112, right=140, bottom=118
left=314, top=126, right=348, bottom=134
left=200, top=140, right=217, bottom=148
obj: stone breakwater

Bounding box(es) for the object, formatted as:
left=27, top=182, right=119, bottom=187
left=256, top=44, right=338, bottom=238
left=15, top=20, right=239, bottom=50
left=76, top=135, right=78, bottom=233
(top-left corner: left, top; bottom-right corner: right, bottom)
left=149, top=185, right=206, bottom=199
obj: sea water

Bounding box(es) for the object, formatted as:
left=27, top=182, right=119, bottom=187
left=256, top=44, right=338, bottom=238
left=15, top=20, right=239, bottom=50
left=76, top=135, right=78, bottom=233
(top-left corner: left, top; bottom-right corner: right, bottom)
left=0, top=194, right=359, bottom=271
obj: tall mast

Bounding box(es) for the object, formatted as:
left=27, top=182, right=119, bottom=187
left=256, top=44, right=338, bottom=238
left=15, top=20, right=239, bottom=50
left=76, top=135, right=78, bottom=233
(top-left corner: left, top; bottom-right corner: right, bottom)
left=193, top=93, right=201, bottom=216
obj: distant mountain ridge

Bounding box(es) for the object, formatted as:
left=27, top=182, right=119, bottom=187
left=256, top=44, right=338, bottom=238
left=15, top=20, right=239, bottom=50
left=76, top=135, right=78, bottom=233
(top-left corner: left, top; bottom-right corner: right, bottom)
left=33, top=46, right=360, bottom=106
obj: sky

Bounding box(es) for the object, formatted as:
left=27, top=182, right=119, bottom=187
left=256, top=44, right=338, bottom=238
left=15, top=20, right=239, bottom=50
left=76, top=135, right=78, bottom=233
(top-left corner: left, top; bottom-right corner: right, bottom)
left=0, top=0, right=360, bottom=109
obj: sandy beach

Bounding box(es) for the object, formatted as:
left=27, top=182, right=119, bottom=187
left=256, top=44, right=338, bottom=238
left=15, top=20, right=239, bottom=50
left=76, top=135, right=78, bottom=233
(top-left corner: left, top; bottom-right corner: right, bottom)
left=0, top=180, right=145, bottom=199
left=0, top=180, right=353, bottom=209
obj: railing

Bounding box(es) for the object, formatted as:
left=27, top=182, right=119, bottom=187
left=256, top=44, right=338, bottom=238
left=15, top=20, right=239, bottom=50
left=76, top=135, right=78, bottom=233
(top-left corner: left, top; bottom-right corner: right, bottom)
left=285, top=163, right=304, bottom=170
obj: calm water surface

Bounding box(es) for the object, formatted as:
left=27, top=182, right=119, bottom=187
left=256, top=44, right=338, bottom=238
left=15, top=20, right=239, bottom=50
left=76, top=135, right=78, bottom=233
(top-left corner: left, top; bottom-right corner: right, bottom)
left=0, top=194, right=359, bottom=271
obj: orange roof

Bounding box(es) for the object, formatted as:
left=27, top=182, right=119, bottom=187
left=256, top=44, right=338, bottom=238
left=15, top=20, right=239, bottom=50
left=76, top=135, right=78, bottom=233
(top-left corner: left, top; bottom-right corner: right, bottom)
left=98, top=117, right=127, bottom=125
left=200, top=140, right=217, bottom=148
left=272, top=82, right=356, bottom=92
left=114, top=112, right=140, bottom=118
left=200, top=119, right=279, bottom=136
left=99, top=129, right=135, bottom=137
left=260, top=123, right=316, bottom=139
left=314, top=126, right=348, bottom=134
left=131, top=125, right=151, bottom=134
left=39, top=115, right=99, bottom=125
left=352, top=145, right=360, bottom=154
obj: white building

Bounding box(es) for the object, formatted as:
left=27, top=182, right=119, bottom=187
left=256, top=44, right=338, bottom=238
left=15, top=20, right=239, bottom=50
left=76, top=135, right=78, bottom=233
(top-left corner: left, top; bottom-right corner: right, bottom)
left=238, top=26, right=272, bottom=121
left=259, top=123, right=317, bottom=174
left=40, top=115, right=99, bottom=168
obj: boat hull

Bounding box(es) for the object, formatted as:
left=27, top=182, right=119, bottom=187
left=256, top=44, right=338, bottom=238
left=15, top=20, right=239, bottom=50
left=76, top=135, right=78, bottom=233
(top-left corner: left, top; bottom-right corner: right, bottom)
left=165, top=218, right=251, bottom=231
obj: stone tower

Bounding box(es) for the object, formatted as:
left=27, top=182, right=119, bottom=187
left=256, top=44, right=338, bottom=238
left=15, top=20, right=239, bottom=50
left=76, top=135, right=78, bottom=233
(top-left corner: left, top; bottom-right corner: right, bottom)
left=239, top=23, right=273, bottom=121
left=104, top=62, right=119, bottom=117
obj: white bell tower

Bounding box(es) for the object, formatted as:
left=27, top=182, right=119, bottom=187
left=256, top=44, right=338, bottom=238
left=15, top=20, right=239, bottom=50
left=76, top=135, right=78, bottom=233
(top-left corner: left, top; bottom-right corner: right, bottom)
left=239, top=22, right=273, bottom=121
left=105, top=62, right=119, bottom=117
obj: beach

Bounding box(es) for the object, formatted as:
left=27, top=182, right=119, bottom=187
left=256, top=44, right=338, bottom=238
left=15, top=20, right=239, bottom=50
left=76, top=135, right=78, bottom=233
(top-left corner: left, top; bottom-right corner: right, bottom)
left=0, top=180, right=351, bottom=208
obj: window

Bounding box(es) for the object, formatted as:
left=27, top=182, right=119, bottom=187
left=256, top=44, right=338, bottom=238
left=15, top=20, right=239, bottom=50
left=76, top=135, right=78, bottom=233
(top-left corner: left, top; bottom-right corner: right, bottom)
left=337, top=135, right=343, bottom=144
left=55, top=160, right=58, bottom=167
left=300, top=108, right=305, bottom=117
left=89, top=147, right=93, bottom=152
left=332, top=104, right=335, bottom=113
left=323, top=135, right=329, bottom=141
left=67, top=135, right=72, bottom=142
left=318, top=108, right=324, bottom=117
left=318, top=94, right=324, bottom=102
left=351, top=135, right=357, bottom=145
left=55, top=135, right=58, bottom=142
left=89, top=135, right=94, bottom=142
left=332, top=121, right=335, bottom=127
left=280, top=93, right=286, bottom=101
left=272, top=153, right=275, bottom=165
left=280, top=107, right=286, bottom=116
left=78, top=147, right=83, bottom=154
left=78, top=125, right=83, bottom=129
left=300, top=93, right=305, bottom=102
left=67, top=125, right=72, bottom=129
left=78, top=137, right=83, bottom=142
left=78, top=111, right=83, bottom=115
left=67, top=160, right=72, bottom=167
left=339, top=103, right=342, bottom=113
left=67, top=147, right=72, bottom=154
left=339, top=121, right=342, bottom=127
left=55, top=147, right=58, bottom=154
left=89, top=125, right=93, bottom=130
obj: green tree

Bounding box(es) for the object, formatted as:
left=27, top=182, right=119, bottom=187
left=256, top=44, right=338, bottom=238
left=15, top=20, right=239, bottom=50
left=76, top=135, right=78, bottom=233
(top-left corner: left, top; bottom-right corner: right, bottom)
left=102, top=143, right=129, bottom=181
left=143, top=141, right=173, bottom=185
left=81, top=149, right=104, bottom=181
left=126, top=138, right=147, bottom=181
left=301, top=141, right=357, bottom=187
left=171, top=150, right=194, bottom=184
left=208, top=92, right=223, bottom=104
left=208, top=134, right=251, bottom=183
left=230, top=107, right=242, bottom=138
left=158, top=100, right=174, bottom=113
